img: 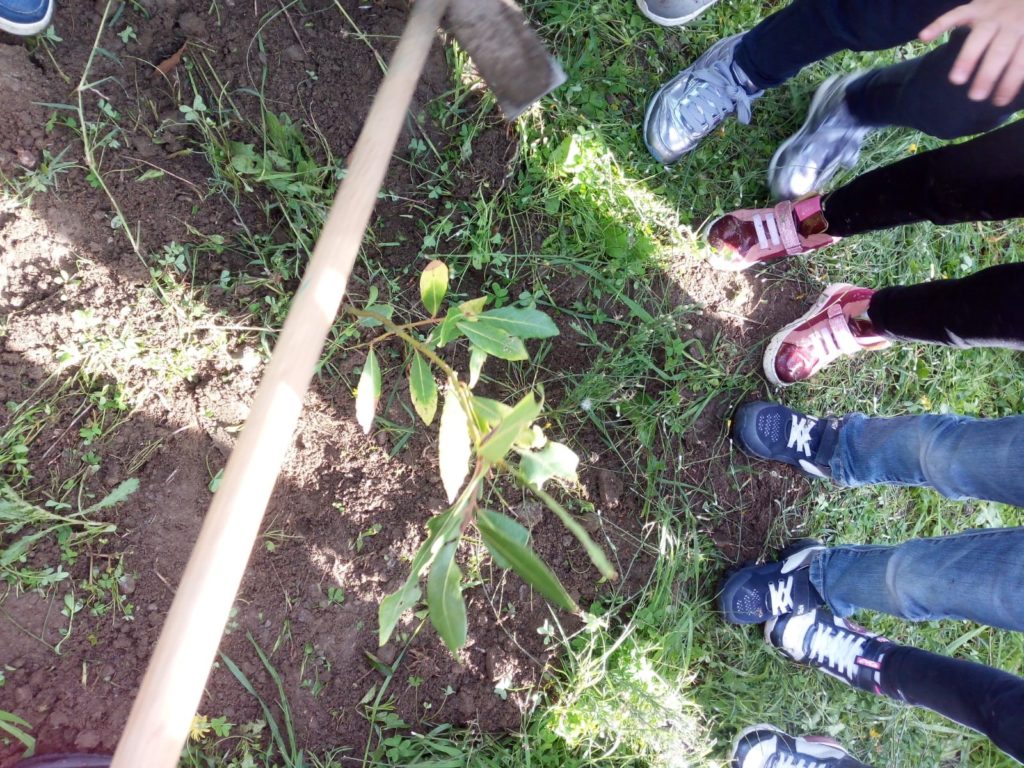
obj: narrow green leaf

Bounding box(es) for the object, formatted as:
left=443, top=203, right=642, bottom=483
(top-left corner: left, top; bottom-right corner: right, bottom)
left=468, top=346, right=487, bottom=388
left=408, top=352, right=438, bottom=425
left=479, top=392, right=542, bottom=463
left=475, top=509, right=529, bottom=569
left=519, top=441, right=579, bottom=490
left=427, top=540, right=467, bottom=653
left=0, top=710, right=35, bottom=757
left=420, top=260, right=449, bottom=316
left=85, top=477, right=139, bottom=512
left=477, top=508, right=577, bottom=611
left=355, top=349, right=382, bottom=434
left=378, top=583, right=421, bottom=647
left=457, top=319, right=528, bottom=361
left=438, top=387, right=472, bottom=502
left=136, top=168, right=165, bottom=182
left=479, top=306, right=559, bottom=340
left=532, top=485, right=617, bottom=581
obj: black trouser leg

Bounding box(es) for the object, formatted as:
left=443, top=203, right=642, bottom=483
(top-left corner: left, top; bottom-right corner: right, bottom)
left=823, top=119, right=1024, bottom=236
left=846, top=31, right=1024, bottom=138
left=733, top=0, right=960, bottom=90
left=867, top=264, right=1024, bottom=348
left=882, top=646, right=1024, bottom=763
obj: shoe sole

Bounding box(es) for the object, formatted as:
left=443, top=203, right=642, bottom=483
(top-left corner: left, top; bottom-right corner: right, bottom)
left=635, top=0, right=720, bottom=26
left=762, top=282, right=854, bottom=387
left=767, top=74, right=856, bottom=200
left=0, top=2, right=53, bottom=35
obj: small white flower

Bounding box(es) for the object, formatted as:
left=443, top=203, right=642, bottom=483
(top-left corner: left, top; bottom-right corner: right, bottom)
left=580, top=397, right=593, bottom=412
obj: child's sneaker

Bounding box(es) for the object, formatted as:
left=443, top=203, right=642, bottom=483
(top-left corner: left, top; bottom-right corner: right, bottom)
left=718, top=539, right=826, bottom=624
left=763, top=284, right=890, bottom=387
left=768, top=73, right=874, bottom=200
left=643, top=33, right=762, bottom=164
left=636, top=0, right=720, bottom=26
left=0, top=0, right=53, bottom=35
left=731, top=401, right=839, bottom=478
left=731, top=724, right=872, bottom=768
left=766, top=609, right=894, bottom=695
left=706, top=196, right=838, bottom=272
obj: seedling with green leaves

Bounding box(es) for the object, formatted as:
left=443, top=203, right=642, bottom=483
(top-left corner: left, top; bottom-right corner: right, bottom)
left=351, top=259, right=616, bottom=654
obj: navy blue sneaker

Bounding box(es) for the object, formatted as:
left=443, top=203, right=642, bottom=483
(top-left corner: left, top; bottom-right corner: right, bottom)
left=0, top=0, right=53, bottom=35
left=718, top=539, right=826, bottom=624
left=731, top=724, right=871, bottom=768
left=766, top=609, right=893, bottom=696
left=732, top=401, right=839, bottom=478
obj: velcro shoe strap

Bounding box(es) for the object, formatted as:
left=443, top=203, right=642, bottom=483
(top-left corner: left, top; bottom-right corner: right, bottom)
left=826, top=303, right=862, bottom=354
left=773, top=201, right=803, bottom=255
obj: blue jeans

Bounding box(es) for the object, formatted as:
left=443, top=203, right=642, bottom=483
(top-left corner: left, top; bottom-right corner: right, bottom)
left=808, top=529, right=1024, bottom=762
left=810, top=528, right=1024, bottom=630
left=829, top=413, right=1024, bottom=507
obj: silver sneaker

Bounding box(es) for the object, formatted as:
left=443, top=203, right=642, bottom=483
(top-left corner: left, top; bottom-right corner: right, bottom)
left=768, top=73, right=874, bottom=200
left=643, top=33, right=762, bottom=164
left=636, top=0, right=720, bottom=27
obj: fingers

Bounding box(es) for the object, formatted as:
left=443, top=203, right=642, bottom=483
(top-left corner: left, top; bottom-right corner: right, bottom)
left=968, top=27, right=1019, bottom=100
left=993, top=42, right=1024, bottom=106
left=920, top=4, right=975, bottom=43
left=949, top=21, right=999, bottom=86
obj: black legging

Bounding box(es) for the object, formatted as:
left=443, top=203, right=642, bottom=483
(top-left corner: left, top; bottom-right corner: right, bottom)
left=824, top=119, right=1024, bottom=237
left=732, top=0, right=1024, bottom=138
left=882, top=645, right=1024, bottom=763
left=867, top=263, right=1024, bottom=349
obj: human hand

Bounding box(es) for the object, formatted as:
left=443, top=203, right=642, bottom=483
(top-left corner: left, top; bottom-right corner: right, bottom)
left=920, top=0, right=1024, bottom=107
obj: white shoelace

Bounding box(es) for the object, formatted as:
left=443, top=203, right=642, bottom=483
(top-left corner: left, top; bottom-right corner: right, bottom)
left=752, top=212, right=782, bottom=250
left=776, top=753, right=831, bottom=768
left=808, top=624, right=866, bottom=681
left=677, top=62, right=756, bottom=131
left=768, top=576, right=794, bottom=614
left=787, top=414, right=816, bottom=457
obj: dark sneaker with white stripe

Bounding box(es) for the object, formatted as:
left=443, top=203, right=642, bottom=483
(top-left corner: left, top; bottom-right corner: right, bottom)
left=766, top=609, right=894, bottom=695
left=0, top=0, right=54, bottom=35
left=731, top=724, right=871, bottom=768
left=732, top=401, right=839, bottom=478
left=718, top=539, right=825, bottom=624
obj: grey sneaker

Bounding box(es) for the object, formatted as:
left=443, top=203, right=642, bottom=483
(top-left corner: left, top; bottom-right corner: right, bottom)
left=636, top=0, right=720, bottom=27
left=643, top=33, right=763, bottom=164
left=768, top=73, right=874, bottom=199
left=731, top=724, right=871, bottom=768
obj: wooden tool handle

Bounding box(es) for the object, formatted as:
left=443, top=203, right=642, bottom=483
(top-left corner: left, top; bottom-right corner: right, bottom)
left=112, top=2, right=450, bottom=765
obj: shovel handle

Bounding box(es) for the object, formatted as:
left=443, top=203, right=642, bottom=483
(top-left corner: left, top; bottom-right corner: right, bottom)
left=112, top=2, right=450, bottom=766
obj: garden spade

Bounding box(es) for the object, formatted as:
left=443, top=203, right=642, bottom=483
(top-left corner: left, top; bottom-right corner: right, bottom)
left=21, top=3, right=565, bottom=768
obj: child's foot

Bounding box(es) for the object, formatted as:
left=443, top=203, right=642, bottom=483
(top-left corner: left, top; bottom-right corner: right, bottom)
left=731, top=401, right=839, bottom=478
left=768, top=73, right=874, bottom=200
left=644, top=33, right=762, bottom=164
left=731, top=724, right=871, bottom=768
left=636, top=0, right=720, bottom=26
left=706, top=195, right=837, bottom=271
left=0, top=0, right=54, bottom=35
left=763, top=284, right=890, bottom=387
left=766, top=609, right=893, bottom=695
left=718, top=538, right=826, bottom=624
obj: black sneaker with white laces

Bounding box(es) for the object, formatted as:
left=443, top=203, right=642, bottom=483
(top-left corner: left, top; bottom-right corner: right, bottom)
left=766, top=609, right=894, bottom=695
left=718, top=539, right=826, bottom=624
left=730, top=724, right=872, bottom=768
left=732, top=401, right=839, bottom=478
